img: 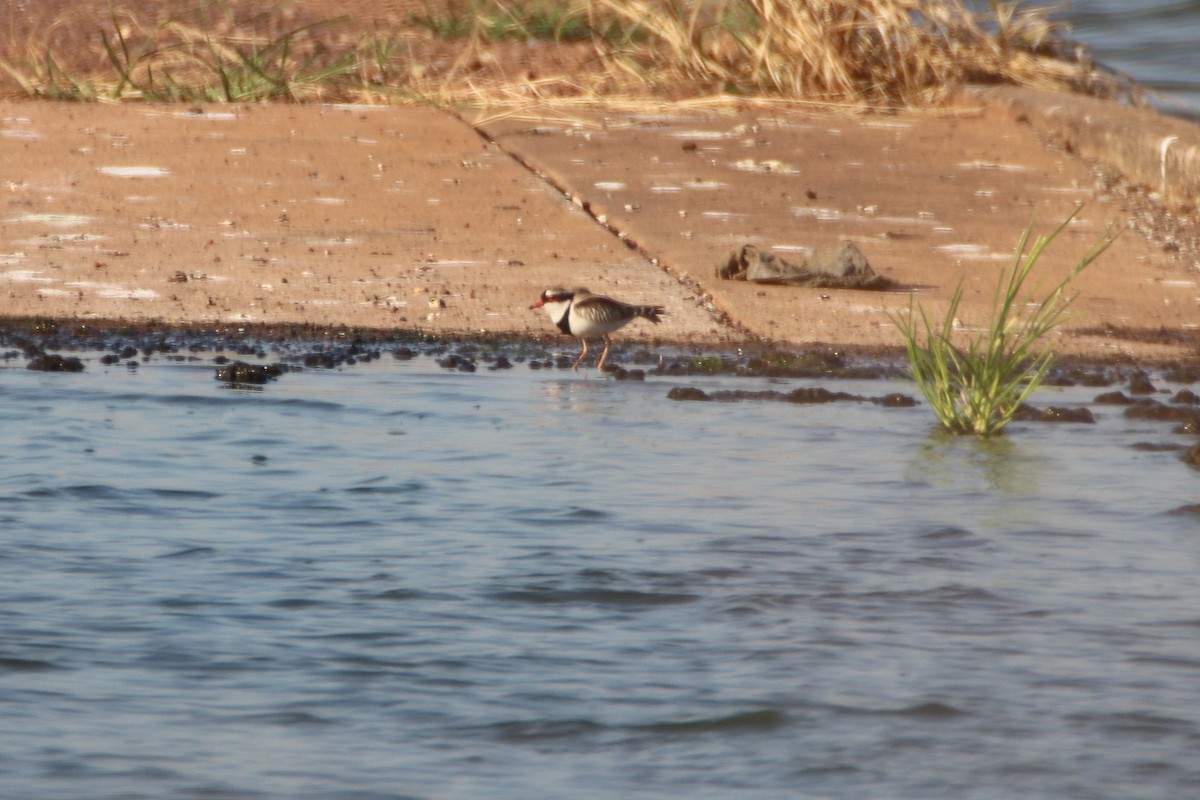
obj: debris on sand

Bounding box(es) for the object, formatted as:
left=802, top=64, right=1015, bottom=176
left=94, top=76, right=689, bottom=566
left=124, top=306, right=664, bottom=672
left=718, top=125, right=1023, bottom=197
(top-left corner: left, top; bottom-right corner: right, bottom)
left=716, top=243, right=895, bottom=290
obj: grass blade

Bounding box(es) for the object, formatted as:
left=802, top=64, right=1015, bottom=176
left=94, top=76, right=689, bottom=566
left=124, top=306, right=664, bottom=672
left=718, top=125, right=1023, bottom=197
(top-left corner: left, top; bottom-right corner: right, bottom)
left=890, top=208, right=1120, bottom=435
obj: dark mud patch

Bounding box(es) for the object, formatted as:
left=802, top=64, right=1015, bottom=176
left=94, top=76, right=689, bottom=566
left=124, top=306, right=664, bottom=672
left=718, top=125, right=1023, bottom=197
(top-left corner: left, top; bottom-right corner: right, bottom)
left=644, top=349, right=908, bottom=380
left=1043, top=366, right=1181, bottom=391
left=1044, top=367, right=1122, bottom=388
left=1012, top=405, right=1095, bottom=424
left=0, top=317, right=1189, bottom=387
left=0, top=316, right=918, bottom=383
left=1095, top=390, right=1136, bottom=405
left=1072, top=323, right=1200, bottom=351
left=1161, top=364, right=1200, bottom=384
left=1123, top=400, right=1200, bottom=433
left=667, top=386, right=917, bottom=407
left=1171, top=388, right=1200, bottom=404
left=667, top=387, right=1102, bottom=426
left=26, top=353, right=85, bottom=372
left=1, top=316, right=1194, bottom=379
left=1097, top=387, right=1200, bottom=462
left=215, top=361, right=287, bottom=386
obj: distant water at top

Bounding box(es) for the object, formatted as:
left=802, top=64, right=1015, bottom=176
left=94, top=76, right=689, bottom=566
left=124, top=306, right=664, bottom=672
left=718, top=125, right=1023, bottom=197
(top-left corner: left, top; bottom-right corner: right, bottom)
left=966, top=1, right=1200, bottom=119
left=1040, top=0, right=1200, bottom=118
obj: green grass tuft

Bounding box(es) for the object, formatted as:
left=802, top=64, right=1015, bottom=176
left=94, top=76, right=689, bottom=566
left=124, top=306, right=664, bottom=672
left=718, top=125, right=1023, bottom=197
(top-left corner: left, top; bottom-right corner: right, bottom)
left=892, top=208, right=1120, bottom=436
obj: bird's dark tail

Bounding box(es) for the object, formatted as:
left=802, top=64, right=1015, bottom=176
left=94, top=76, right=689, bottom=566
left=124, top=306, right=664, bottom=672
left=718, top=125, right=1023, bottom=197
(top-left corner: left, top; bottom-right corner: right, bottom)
left=636, top=305, right=666, bottom=325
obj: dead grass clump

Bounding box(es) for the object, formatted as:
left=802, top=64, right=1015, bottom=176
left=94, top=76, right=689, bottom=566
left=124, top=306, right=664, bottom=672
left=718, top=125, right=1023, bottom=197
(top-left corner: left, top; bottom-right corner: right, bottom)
left=0, top=0, right=1137, bottom=109
left=397, top=36, right=638, bottom=108
left=591, top=0, right=1134, bottom=106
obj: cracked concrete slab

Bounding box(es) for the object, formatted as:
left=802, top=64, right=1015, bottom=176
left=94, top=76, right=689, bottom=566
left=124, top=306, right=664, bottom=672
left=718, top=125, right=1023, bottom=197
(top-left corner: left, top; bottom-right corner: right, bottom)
left=2, top=95, right=1199, bottom=360
left=476, top=101, right=1200, bottom=360
left=0, top=102, right=730, bottom=346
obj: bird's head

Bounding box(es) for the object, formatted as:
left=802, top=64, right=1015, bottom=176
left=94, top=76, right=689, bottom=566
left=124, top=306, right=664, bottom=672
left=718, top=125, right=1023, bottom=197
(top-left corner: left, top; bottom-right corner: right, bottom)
left=530, top=287, right=575, bottom=309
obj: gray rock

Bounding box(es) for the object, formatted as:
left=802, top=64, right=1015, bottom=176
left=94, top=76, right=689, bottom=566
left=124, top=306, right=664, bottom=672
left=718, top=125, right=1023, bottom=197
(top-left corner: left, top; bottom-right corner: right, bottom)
left=717, top=243, right=895, bottom=290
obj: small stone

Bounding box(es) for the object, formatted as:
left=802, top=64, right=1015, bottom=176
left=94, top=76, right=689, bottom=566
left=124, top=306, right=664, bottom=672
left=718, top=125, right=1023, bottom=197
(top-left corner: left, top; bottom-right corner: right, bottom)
left=1184, top=443, right=1200, bottom=467
left=1128, top=372, right=1157, bottom=395
left=26, top=354, right=84, bottom=372
left=215, top=361, right=284, bottom=385
left=1017, top=405, right=1095, bottom=423
left=667, top=387, right=710, bottom=401
left=303, top=352, right=337, bottom=369
left=1170, top=388, right=1199, bottom=405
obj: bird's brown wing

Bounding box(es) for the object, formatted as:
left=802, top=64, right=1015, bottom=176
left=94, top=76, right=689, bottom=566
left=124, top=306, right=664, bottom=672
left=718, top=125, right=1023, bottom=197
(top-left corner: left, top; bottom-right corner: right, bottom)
left=572, top=294, right=641, bottom=325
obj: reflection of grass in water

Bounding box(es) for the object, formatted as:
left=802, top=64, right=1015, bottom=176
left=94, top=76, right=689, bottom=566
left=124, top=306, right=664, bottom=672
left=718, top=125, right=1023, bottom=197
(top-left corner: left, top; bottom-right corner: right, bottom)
left=0, top=0, right=1138, bottom=107
left=911, top=428, right=1041, bottom=498
left=892, top=208, right=1120, bottom=437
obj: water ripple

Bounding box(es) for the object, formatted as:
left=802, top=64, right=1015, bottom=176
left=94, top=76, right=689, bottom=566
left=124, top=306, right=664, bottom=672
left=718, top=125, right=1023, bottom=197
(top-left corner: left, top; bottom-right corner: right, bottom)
left=157, top=546, right=218, bottom=559
left=492, top=585, right=699, bottom=607
left=486, top=718, right=604, bottom=742
left=0, top=656, right=62, bottom=672
left=1, top=354, right=1198, bottom=799
left=634, top=708, right=788, bottom=734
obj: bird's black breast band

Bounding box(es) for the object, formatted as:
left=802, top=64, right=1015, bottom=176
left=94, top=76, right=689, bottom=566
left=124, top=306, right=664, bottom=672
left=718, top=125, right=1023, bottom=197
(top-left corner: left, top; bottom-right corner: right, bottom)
left=555, top=300, right=573, bottom=335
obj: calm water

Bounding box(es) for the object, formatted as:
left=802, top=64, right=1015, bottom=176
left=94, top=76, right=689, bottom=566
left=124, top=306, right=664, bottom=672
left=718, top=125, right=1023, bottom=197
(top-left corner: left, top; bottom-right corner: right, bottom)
left=2, top=351, right=1199, bottom=799
left=977, top=0, right=1200, bottom=118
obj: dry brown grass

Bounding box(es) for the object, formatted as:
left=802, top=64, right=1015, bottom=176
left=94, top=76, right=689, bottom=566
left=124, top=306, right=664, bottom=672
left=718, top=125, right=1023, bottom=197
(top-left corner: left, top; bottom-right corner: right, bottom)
left=590, top=0, right=1133, bottom=107
left=0, top=0, right=1137, bottom=109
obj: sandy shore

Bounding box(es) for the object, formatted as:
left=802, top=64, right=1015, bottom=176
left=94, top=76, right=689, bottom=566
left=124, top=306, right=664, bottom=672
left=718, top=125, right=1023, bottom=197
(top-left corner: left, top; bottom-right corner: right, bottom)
left=2, top=91, right=1199, bottom=362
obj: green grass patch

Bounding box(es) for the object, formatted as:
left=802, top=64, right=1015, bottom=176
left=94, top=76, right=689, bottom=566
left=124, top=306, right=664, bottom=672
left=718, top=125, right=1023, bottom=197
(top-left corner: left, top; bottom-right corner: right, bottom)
left=3, top=5, right=368, bottom=103
left=409, top=0, right=629, bottom=43
left=686, top=355, right=728, bottom=373
left=100, top=12, right=358, bottom=102
left=892, top=208, right=1120, bottom=436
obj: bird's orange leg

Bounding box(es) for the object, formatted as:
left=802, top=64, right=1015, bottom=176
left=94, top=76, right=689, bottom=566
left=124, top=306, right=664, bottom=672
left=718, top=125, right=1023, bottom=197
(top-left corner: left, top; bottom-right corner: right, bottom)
left=596, top=337, right=612, bottom=372
left=572, top=339, right=589, bottom=371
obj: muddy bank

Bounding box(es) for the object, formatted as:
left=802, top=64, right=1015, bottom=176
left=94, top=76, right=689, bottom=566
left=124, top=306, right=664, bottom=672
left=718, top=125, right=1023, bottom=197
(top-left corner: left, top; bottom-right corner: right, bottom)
left=11, top=317, right=1200, bottom=465
left=5, top=314, right=1198, bottom=384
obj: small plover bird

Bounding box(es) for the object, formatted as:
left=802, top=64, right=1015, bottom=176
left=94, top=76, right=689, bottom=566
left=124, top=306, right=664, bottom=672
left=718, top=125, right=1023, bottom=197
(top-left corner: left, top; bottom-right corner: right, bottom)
left=531, top=287, right=665, bottom=371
